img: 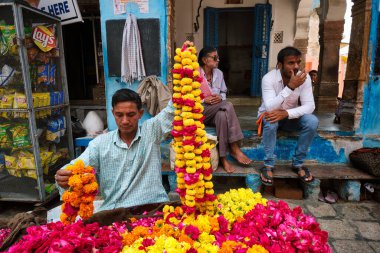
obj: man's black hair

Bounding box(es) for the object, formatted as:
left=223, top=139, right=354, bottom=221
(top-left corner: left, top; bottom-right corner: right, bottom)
left=309, top=70, right=317, bottom=75
left=111, top=88, right=142, bottom=110
left=277, top=46, right=302, bottom=64
left=198, top=47, right=217, bottom=67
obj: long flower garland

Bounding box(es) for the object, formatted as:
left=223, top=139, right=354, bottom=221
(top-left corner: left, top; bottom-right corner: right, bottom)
left=60, top=160, right=98, bottom=225
left=171, top=41, right=216, bottom=215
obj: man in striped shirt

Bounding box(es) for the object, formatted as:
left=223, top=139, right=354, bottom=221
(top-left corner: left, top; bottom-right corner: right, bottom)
left=55, top=88, right=174, bottom=211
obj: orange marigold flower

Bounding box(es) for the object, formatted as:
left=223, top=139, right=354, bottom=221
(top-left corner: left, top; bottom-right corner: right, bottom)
left=83, top=182, right=98, bottom=195
left=81, top=173, right=95, bottom=184
left=68, top=174, right=83, bottom=190
left=178, top=234, right=193, bottom=245
left=132, top=226, right=150, bottom=238
left=122, top=232, right=138, bottom=246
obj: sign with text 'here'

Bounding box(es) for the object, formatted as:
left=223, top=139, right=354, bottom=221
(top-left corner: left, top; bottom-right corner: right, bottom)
left=38, top=0, right=83, bottom=25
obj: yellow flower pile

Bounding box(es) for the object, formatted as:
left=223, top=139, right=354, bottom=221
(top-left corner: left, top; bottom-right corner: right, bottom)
left=214, top=188, right=267, bottom=225
left=171, top=41, right=215, bottom=214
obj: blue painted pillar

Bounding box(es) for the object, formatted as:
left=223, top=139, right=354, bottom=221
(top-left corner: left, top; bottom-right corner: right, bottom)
left=99, top=0, right=168, bottom=130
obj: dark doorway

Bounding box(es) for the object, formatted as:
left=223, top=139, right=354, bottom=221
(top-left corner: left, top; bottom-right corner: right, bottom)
left=204, top=4, right=271, bottom=97
left=218, top=10, right=253, bottom=96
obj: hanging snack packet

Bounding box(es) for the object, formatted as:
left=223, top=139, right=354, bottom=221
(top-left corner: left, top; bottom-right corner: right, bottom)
left=0, top=123, right=12, bottom=149
left=0, top=152, right=5, bottom=171
left=46, top=119, right=60, bottom=142
left=18, top=156, right=36, bottom=170
left=1, top=93, right=15, bottom=118
left=0, top=64, right=15, bottom=86
left=49, top=63, right=56, bottom=85
left=13, top=92, right=28, bottom=118
left=9, top=123, right=31, bottom=148
left=5, top=155, right=17, bottom=170
left=37, top=64, right=49, bottom=85
left=0, top=24, right=17, bottom=55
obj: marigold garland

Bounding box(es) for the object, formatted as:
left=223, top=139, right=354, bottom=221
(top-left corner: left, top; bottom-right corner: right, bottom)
left=171, top=41, right=216, bottom=215
left=60, top=159, right=98, bottom=225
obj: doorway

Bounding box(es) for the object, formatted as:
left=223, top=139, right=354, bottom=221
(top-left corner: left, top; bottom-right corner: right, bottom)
left=204, top=4, right=271, bottom=97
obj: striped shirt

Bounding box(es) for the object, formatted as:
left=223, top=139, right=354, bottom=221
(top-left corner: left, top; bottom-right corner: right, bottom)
left=58, top=103, right=174, bottom=211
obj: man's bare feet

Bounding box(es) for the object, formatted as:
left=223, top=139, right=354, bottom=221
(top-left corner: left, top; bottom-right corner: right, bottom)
left=230, top=143, right=252, bottom=165
left=220, top=157, right=236, bottom=173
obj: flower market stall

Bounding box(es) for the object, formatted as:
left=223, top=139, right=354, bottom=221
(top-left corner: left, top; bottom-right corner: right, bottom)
left=0, top=42, right=331, bottom=253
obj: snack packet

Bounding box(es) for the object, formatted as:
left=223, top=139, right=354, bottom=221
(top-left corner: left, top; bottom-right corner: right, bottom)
left=0, top=123, right=12, bottom=149
left=9, top=124, right=31, bottom=148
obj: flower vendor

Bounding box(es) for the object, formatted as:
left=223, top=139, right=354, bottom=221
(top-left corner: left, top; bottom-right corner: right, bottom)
left=198, top=47, right=252, bottom=173
left=55, top=88, right=174, bottom=211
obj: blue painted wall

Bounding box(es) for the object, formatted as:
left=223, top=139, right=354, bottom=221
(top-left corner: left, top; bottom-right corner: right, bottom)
left=99, top=0, right=168, bottom=130
left=359, top=0, right=380, bottom=136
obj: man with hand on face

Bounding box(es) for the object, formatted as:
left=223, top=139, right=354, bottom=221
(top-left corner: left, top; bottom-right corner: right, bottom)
left=55, top=89, right=174, bottom=211
left=257, top=46, right=319, bottom=186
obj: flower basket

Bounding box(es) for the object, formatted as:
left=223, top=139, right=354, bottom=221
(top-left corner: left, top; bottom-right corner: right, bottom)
left=84, top=201, right=181, bottom=227
left=349, top=148, right=380, bottom=177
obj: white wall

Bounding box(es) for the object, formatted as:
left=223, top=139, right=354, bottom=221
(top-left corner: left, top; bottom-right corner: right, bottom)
left=174, top=0, right=298, bottom=69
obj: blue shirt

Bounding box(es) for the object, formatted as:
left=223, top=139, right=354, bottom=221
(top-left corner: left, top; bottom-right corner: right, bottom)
left=59, top=103, right=174, bottom=211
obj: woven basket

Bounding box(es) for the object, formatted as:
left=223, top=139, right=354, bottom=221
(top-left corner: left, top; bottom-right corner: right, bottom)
left=349, top=148, right=380, bottom=177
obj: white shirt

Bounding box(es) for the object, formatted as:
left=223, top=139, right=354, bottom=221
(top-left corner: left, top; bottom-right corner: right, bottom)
left=258, top=69, right=315, bottom=119
left=200, top=67, right=228, bottom=100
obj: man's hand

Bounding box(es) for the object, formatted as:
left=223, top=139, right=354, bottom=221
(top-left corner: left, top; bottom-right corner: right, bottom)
left=265, top=109, right=289, bottom=123
left=55, top=169, right=72, bottom=189
left=204, top=95, right=222, bottom=105
left=288, top=70, right=307, bottom=90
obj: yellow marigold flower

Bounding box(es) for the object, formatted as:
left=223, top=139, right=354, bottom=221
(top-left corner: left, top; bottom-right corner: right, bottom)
left=173, top=73, right=181, bottom=79
left=205, top=182, right=213, bottom=189
left=186, top=160, right=196, bottom=167
left=194, top=156, right=202, bottom=163
left=186, top=189, right=196, bottom=195
left=175, top=159, right=185, bottom=167
left=183, top=145, right=194, bottom=152
left=185, top=199, right=195, bottom=207
left=181, top=51, right=191, bottom=58
left=180, top=77, right=193, bottom=85
left=203, top=163, right=211, bottom=170
left=186, top=166, right=196, bottom=173
left=177, top=177, right=185, bottom=184
left=173, top=125, right=183, bottom=131
left=190, top=54, right=197, bottom=61
left=176, top=153, right=184, bottom=160
left=174, top=146, right=184, bottom=153
left=192, top=62, right=200, bottom=69
left=173, top=86, right=181, bottom=92
left=173, top=79, right=180, bottom=85
left=182, top=105, right=193, bottom=112
left=192, top=81, right=201, bottom=89
left=247, top=245, right=269, bottom=253
left=204, top=174, right=212, bottom=181
left=174, top=55, right=182, bottom=62
left=183, top=118, right=195, bottom=126
left=181, top=112, right=193, bottom=119
left=187, top=46, right=196, bottom=54
left=181, top=85, right=193, bottom=93
left=173, top=92, right=181, bottom=99
left=181, top=58, right=192, bottom=66
left=173, top=63, right=182, bottom=69
left=191, top=89, right=201, bottom=97
left=183, top=65, right=194, bottom=70
left=175, top=48, right=182, bottom=55
left=174, top=116, right=182, bottom=122
left=174, top=136, right=183, bottom=142
left=185, top=195, right=195, bottom=200
left=184, top=152, right=195, bottom=160
left=193, top=113, right=203, bottom=120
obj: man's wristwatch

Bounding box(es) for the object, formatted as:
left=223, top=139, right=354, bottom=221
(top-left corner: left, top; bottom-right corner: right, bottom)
left=286, top=85, right=295, bottom=91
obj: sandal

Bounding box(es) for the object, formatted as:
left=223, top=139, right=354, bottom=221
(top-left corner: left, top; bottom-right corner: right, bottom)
left=292, top=166, right=314, bottom=183
left=259, top=166, right=274, bottom=186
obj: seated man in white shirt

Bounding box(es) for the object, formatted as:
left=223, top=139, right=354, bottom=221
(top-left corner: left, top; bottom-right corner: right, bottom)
left=257, top=46, right=319, bottom=186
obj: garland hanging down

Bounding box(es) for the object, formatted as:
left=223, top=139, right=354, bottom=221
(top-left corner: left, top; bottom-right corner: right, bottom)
left=171, top=41, right=216, bottom=215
